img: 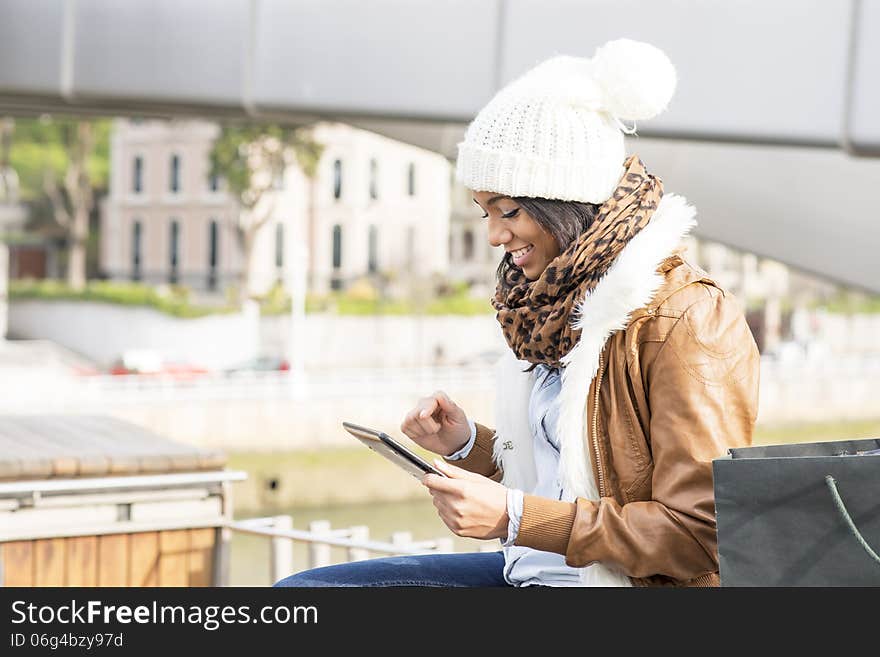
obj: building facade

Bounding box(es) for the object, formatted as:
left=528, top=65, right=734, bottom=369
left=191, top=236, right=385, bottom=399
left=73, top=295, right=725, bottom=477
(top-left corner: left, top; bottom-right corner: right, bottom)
left=304, top=122, right=451, bottom=295
left=100, top=119, right=451, bottom=298
left=0, top=156, right=26, bottom=339
left=100, top=119, right=241, bottom=295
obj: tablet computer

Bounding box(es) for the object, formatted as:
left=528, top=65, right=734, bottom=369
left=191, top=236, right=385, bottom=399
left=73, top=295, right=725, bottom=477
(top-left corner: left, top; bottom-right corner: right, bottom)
left=342, top=421, right=447, bottom=479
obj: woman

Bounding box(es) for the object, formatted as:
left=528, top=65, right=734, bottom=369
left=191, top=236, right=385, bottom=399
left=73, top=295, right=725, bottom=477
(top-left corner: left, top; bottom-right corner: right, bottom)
left=275, top=38, right=760, bottom=587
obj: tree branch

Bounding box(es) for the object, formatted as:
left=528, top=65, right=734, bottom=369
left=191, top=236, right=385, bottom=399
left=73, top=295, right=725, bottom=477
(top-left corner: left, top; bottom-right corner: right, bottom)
left=248, top=195, right=278, bottom=236
left=43, top=170, right=71, bottom=229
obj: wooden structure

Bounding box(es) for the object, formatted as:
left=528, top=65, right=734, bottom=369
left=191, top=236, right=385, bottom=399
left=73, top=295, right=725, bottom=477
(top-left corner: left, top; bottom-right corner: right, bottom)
left=0, top=415, right=243, bottom=586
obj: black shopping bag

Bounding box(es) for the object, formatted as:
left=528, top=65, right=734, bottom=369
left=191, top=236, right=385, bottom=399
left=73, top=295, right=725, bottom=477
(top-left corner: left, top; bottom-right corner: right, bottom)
left=713, top=437, right=880, bottom=586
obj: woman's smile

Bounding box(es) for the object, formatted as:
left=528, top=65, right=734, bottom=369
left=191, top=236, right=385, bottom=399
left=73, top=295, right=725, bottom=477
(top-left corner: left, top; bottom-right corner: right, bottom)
left=510, top=244, right=535, bottom=267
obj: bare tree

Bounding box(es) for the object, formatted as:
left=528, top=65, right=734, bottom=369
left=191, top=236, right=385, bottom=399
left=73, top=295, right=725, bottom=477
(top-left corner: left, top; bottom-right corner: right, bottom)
left=210, top=124, right=323, bottom=304
left=42, top=121, right=96, bottom=290
left=0, top=118, right=15, bottom=202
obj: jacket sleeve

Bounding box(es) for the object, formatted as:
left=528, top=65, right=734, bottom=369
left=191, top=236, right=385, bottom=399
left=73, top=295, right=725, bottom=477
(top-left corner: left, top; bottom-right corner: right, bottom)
left=442, top=422, right=503, bottom=482
left=513, top=290, right=760, bottom=580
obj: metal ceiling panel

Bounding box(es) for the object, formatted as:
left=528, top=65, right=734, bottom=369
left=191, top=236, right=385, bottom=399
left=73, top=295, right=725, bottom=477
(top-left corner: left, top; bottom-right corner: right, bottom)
left=252, top=0, right=499, bottom=119
left=72, top=0, right=249, bottom=105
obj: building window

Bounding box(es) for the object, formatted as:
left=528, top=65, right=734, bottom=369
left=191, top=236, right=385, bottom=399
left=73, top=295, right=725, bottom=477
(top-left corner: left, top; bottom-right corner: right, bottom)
left=368, top=225, right=378, bottom=274
left=333, top=159, right=342, bottom=200
left=331, top=224, right=343, bottom=290
left=463, top=229, right=475, bottom=261
left=369, top=158, right=378, bottom=200
left=133, top=157, right=143, bottom=194
left=407, top=162, right=416, bottom=196
left=132, top=220, right=142, bottom=280
left=169, top=219, right=180, bottom=284
left=208, top=171, right=220, bottom=192
left=332, top=225, right=343, bottom=269
left=275, top=223, right=284, bottom=269
left=208, top=220, right=219, bottom=290
left=170, top=154, right=181, bottom=193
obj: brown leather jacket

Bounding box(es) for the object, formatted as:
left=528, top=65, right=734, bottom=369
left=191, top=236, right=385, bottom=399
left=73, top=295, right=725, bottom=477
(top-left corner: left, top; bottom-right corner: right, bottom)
left=449, top=254, right=761, bottom=586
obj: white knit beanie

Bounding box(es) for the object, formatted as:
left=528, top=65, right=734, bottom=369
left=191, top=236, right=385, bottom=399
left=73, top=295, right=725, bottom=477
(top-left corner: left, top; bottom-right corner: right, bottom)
left=455, top=39, right=677, bottom=204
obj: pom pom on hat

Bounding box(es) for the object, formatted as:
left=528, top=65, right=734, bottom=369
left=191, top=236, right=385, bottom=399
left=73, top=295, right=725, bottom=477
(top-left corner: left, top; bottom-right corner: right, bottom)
left=455, top=38, right=677, bottom=204
left=591, top=38, right=677, bottom=121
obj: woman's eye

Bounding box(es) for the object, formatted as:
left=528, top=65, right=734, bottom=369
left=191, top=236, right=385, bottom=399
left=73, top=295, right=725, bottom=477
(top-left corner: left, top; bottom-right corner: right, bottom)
left=479, top=208, right=519, bottom=219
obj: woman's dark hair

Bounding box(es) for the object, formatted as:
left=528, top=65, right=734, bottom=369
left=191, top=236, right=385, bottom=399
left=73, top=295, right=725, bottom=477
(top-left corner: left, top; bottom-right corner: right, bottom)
left=495, top=196, right=601, bottom=294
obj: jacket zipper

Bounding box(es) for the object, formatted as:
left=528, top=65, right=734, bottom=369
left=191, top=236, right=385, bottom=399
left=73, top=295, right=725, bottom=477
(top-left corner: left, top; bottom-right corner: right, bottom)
left=592, top=351, right=607, bottom=498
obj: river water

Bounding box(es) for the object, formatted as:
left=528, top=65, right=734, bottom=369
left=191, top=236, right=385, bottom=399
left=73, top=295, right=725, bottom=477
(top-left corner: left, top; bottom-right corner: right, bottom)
left=230, top=498, right=489, bottom=586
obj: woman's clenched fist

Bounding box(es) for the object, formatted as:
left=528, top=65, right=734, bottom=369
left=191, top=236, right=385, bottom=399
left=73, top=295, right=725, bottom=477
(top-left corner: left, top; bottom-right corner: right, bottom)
left=400, top=390, right=471, bottom=457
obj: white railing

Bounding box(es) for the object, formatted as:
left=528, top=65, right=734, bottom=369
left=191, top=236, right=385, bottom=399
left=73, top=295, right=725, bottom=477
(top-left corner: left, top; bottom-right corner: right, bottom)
left=228, top=515, right=496, bottom=584
left=71, top=365, right=496, bottom=403
left=59, top=354, right=880, bottom=400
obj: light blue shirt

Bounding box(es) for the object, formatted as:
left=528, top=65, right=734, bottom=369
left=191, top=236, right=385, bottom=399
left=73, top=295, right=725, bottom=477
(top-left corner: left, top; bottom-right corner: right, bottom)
left=449, top=364, right=583, bottom=586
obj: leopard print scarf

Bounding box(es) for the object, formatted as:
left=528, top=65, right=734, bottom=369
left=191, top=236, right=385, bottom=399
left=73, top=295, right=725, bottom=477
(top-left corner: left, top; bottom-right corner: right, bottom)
left=492, top=155, right=663, bottom=367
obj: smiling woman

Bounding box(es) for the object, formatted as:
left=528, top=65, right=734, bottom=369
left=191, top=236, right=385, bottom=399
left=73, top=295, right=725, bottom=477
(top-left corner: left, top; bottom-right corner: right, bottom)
left=275, top=38, right=761, bottom=589
left=474, top=192, right=555, bottom=281
left=474, top=193, right=600, bottom=288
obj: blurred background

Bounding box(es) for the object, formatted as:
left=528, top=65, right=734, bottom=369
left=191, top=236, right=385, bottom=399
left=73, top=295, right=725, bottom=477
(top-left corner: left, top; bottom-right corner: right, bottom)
left=0, top=0, right=878, bottom=586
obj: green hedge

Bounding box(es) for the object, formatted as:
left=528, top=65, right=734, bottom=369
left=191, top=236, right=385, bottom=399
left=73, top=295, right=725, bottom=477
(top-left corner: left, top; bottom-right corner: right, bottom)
left=8, top=279, right=238, bottom=319
left=10, top=279, right=496, bottom=317
left=816, top=292, right=880, bottom=314
left=25, top=277, right=878, bottom=318
left=260, top=293, right=493, bottom=316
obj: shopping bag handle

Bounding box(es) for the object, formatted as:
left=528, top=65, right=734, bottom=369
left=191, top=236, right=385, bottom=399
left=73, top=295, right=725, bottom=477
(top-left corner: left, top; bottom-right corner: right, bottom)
left=825, top=475, right=880, bottom=565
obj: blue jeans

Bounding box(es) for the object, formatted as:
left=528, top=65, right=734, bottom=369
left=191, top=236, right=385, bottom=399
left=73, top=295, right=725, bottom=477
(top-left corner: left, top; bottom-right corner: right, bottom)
left=273, top=550, right=510, bottom=587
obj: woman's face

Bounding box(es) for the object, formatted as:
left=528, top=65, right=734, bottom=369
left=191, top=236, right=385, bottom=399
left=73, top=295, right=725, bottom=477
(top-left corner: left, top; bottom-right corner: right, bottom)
left=472, top=190, right=560, bottom=280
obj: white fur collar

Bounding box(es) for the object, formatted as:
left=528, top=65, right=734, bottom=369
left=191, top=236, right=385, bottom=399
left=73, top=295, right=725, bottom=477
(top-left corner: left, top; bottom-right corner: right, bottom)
left=492, top=193, right=697, bottom=585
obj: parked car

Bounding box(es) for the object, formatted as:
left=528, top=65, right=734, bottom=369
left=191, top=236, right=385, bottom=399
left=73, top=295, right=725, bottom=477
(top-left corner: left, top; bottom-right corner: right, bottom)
left=223, top=356, right=290, bottom=374
left=109, top=349, right=209, bottom=381
left=110, top=349, right=163, bottom=375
